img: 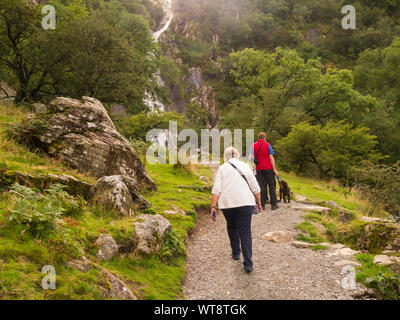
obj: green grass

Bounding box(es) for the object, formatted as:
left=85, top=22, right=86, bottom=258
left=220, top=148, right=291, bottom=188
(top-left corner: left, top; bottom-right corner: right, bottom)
left=310, top=245, right=329, bottom=251
left=304, top=212, right=324, bottom=223
left=355, top=253, right=400, bottom=300
left=281, top=171, right=382, bottom=216
left=295, top=221, right=326, bottom=244
left=102, top=256, right=186, bottom=300
left=356, top=254, right=389, bottom=283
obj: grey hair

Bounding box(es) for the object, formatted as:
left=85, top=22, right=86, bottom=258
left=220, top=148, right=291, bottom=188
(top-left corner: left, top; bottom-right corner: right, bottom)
left=224, top=147, right=240, bottom=162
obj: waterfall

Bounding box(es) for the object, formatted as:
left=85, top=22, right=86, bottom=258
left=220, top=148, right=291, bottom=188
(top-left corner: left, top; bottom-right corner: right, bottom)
left=143, top=0, right=174, bottom=113
left=153, top=1, right=174, bottom=42
left=145, top=0, right=176, bottom=148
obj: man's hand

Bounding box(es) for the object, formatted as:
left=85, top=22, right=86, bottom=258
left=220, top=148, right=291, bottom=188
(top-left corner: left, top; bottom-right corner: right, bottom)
left=274, top=170, right=279, bottom=177
left=258, top=203, right=262, bottom=212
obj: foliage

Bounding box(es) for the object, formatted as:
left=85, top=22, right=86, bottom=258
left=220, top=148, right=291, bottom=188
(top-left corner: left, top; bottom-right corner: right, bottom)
left=6, top=184, right=85, bottom=238
left=220, top=47, right=377, bottom=143
left=0, top=0, right=160, bottom=109
left=159, top=229, right=186, bottom=262
left=276, top=121, right=382, bottom=181
left=129, top=138, right=149, bottom=157
left=357, top=254, right=400, bottom=300
left=354, top=37, right=400, bottom=163
left=365, top=272, right=400, bottom=300
left=169, top=0, right=400, bottom=171
left=352, top=161, right=400, bottom=217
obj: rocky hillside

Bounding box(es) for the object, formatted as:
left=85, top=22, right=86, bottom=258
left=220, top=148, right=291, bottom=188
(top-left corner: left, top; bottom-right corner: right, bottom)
left=0, top=98, right=212, bottom=299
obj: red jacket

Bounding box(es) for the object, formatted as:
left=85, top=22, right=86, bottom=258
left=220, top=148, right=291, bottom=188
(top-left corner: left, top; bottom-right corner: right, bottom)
left=253, top=139, right=272, bottom=171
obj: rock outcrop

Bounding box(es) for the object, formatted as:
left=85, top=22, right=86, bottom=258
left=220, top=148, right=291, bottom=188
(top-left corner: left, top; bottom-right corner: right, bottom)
left=133, top=214, right=172, bottom=255
left=22, top=96, right=156, bottom=190
left=90, top=175, right=150, bottom=216
left=95, top=234, right=118, bottom=261
left=356, top=222, right=400, bottom=253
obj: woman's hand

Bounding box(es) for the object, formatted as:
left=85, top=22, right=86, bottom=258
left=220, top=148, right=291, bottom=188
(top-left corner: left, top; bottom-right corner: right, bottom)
left=211, top=206, right=217, bottom=221
left=255, top=193, right=262, bottom=212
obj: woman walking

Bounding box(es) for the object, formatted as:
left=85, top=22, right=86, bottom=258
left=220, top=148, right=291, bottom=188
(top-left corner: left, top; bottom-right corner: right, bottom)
left=211, top=147, right=262, bottom=273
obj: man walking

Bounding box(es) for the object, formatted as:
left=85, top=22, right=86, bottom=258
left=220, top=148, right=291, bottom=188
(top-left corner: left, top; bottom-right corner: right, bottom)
left=249, top=132, right=279, bottom=211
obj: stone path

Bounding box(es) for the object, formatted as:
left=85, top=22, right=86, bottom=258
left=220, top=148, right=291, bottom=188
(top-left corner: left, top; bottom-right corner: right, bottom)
left=183, top=164, right=370, bottom=300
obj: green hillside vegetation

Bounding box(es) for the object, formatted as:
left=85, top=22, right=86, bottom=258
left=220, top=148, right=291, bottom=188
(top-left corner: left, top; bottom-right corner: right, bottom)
left=0, top=102, right=211, bottom=300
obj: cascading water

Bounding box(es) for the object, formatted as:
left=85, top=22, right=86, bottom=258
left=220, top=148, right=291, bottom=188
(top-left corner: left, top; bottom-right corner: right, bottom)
left=144, top=0, right=175, bottom=147
left=153, top=1, right=174, bottom=42
left=143, top=0, right=174, bottom=113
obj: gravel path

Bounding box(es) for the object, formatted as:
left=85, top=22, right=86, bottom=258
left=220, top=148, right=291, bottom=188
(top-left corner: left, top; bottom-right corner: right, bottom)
left=183, top=165, right=369, bottom=300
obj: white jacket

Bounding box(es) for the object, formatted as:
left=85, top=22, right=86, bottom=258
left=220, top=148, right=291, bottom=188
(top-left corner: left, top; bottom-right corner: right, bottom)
left=212, top=158, right=261, bottom=209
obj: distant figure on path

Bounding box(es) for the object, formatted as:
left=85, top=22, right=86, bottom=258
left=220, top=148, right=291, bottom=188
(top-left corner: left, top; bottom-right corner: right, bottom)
left=211, top=147, right=262, bottom=273
left=249, top=132, right=279, bottom=211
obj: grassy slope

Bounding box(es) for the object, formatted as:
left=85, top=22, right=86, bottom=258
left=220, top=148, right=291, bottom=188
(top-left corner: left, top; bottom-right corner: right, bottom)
left=0, top=102, right=211, bottom=300
left=280, top=171, right=374, bottom=215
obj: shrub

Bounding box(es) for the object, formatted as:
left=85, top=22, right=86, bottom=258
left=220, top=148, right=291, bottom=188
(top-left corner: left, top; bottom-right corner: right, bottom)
left=158, top=230, right=186, bottom=262
left=129, top=138, right=149, bottom=156
left=6, top=184, right=85, bottom=238
left=276, top=121, right=383, bottom=182
left=365, top=273, right=400, bottom=300
left=352, top=161, right=400, bottom=217
left=45, top=184, right=86, bottom=218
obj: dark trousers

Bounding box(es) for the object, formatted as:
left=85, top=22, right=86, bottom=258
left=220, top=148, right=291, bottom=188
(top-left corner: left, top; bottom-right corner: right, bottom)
left=256, top=169, right=278, bottom=207
left=222, top=206, right=253, bottom=268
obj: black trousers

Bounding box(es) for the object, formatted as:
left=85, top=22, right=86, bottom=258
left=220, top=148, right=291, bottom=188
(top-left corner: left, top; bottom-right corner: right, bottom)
left=222, top=206, right=253, bottom=268
left=256, top=169, right=278, bottom=207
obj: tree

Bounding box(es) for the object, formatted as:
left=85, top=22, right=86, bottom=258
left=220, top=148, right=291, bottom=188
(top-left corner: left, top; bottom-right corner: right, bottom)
left=0, top=0, right=158, bottom=108
left=276, top=121, right=383, bottom=181
left=224, top=47, right=376, bottom=142
left=0, top=0, right=42, bottom=102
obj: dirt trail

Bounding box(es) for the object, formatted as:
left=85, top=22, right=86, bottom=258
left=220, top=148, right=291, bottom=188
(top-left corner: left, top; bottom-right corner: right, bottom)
left=183, top=164, right=368, bottom=300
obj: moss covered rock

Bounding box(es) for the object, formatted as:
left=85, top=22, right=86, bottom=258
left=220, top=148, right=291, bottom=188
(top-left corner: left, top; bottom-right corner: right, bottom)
left=21, top=96, right=156, bottom=191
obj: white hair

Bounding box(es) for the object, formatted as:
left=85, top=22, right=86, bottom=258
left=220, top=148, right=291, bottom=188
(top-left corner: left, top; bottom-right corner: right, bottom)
left=224, top=147, right=240, bottom=162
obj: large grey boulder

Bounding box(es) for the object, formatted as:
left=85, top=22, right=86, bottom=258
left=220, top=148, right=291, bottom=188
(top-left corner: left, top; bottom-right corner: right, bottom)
left=95, top=234, right=118, bottom=261
left=22, top=96, right=156, bottom=190
left=90, top=175, right=150, bottom=216
left=133, top=214, right=172, bottom=256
